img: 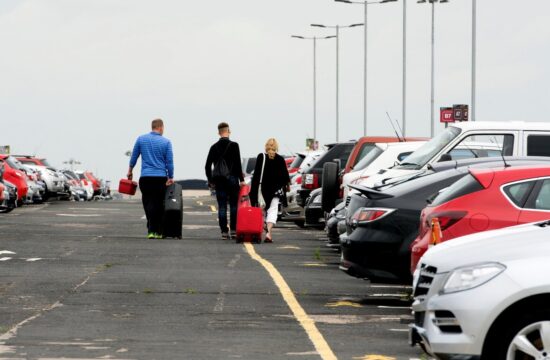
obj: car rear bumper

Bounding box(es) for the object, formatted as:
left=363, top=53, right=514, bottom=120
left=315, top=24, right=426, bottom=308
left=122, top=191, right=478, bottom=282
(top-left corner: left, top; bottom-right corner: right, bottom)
left=305, top=203, right=324, bottom=228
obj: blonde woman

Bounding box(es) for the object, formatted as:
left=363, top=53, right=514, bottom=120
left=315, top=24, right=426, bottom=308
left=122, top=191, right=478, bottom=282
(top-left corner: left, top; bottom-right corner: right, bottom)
left=250, top=138, right=291, bottom=243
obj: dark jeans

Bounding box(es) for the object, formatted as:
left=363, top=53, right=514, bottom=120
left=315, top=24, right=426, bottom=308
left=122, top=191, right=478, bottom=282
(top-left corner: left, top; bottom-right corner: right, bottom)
left=215, top=176, right=240, bottom=233
left=139, top=177, right=167, bottom=234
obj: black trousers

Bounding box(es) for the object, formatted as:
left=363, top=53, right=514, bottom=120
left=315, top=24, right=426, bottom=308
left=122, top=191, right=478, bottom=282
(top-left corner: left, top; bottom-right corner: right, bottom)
left=214, top=176, right=240, bottom=233
left=139, top=177, right=167, bottom=234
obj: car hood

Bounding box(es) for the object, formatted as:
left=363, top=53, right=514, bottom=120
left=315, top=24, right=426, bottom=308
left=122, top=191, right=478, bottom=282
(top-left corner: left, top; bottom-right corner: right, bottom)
left=421, top=222, right=550, bottom=273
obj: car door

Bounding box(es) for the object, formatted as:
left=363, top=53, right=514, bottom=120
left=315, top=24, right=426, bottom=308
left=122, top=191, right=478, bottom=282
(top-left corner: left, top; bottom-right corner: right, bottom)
left=517, top=178, right=550, bottom=223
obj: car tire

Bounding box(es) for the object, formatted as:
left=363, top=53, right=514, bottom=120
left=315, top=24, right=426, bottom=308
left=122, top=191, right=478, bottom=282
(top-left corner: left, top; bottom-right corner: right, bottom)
left=322, top=162, right=339, bottom=213
left=483, top=309, right=550, bottom=359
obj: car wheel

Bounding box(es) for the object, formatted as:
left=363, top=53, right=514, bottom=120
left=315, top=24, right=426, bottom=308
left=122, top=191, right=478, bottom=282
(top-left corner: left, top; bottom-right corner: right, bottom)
left=321, top=162, right=339, bottom=213
left=486, top=311, right=550, bottom=359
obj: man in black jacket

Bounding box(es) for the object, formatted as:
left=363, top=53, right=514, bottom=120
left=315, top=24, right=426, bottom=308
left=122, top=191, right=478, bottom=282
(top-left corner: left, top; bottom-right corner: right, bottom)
left=205, top=122, right=245, bottom=240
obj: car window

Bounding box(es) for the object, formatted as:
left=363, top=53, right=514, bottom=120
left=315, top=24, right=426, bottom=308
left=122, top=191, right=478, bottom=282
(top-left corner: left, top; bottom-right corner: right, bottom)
left=352, top=146, right=384, bottom=171
left=431, top=174, right=484, bottom=206
left=534, top=180, right=550, bottom=210
left=444, top=134, right=514, bottom=162
left=352, top=143, right=377, bottom=168
left=312, top=144, right=354, bottom=170
left=527, top=135, right=550, bottom=157
left=503, top=181, right=536, bottom=207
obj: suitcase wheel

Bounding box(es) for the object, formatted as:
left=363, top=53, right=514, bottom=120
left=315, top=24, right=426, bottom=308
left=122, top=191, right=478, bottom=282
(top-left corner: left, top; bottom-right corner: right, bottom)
left=236, top=235, right=244, bottom=244
left=252, top=235, right=261, bottom=244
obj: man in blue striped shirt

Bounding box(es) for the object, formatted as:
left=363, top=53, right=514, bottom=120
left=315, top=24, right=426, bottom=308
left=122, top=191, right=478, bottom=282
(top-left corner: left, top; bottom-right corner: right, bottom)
left=128, top=119, right=175, bottom=239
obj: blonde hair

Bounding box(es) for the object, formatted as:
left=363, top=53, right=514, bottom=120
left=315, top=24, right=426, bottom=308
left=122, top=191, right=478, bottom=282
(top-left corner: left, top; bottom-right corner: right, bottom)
left=265, top=138, right=279, bottom=160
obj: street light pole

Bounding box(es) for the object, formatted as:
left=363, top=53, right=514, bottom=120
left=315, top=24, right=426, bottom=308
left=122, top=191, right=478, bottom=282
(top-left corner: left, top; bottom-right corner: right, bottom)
left=471, top=0, right=476, bottom=122
left=312, top=23, right=363, bottom=142
left=402, top=0, right=407, bottom=136
left=335, top=0, right=397, bottom=138
left=292, top=35, right=336, bottom=144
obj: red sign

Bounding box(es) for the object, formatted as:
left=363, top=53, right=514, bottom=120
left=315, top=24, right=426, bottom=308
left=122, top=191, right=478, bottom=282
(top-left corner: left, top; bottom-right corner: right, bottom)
left=440, top=107, right=454, bottom=123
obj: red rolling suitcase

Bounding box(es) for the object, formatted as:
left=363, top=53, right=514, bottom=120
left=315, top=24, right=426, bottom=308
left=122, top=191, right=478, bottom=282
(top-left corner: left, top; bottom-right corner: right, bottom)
left=236, top=206, right=263, bottom=244
left=118, top=179, right=138, bottom=195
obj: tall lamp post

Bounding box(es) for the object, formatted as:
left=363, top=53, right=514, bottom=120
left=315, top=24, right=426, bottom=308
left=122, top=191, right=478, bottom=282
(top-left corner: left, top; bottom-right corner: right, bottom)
left=334, top=0, right=397, bottom=138
left=418, top=0, right=448, bottom=137
left=311, top=22, right=364, bottom=142
left=471, top=0, right=476, bottom=122
left=291, top=35, right=336, bottom=144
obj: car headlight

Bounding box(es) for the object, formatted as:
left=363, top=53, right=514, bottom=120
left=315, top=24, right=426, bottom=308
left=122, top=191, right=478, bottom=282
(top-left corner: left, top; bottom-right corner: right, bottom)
left=441, top=263, right=506, bottom=294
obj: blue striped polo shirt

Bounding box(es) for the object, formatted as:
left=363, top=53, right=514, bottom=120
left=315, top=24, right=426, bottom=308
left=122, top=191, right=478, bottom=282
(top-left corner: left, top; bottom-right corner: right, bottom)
left=130, top=132, right=174, bottom=179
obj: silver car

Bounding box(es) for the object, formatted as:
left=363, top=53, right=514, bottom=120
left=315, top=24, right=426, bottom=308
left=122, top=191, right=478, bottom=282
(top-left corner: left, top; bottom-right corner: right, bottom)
left=410, top=221, right=550, bottom=359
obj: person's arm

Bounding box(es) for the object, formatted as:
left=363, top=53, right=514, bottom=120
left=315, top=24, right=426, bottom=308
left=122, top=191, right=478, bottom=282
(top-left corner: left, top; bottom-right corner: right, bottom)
left=280, top=155, right=291, bottom=191
left=205, top=145, right=215, bottom=186
left=234, top=143, right=245, bottom=183
left=128, top=137, right=141, bottom=180
left=249, top=153, right=263, bottom=206
left=166, top=140, right=175, bottom=185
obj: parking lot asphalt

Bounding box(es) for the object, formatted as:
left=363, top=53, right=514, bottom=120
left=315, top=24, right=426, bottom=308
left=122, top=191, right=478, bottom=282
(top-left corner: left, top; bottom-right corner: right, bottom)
left=0, top=193, right=425, bottom=360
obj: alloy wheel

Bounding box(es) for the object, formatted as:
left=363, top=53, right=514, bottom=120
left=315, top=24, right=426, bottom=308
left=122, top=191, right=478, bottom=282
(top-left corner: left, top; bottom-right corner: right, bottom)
left=507, top=321, right=550, bottom=360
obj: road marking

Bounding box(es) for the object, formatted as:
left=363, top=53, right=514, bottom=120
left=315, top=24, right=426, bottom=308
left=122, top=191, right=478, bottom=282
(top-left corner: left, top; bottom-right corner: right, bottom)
left=197, top=201, right=204, bottom=206
left=0, top=257, right=12, bottom=262
left=278, top=245, right=301, bottom=250
left=0, top=251, right=16, bottom=255
left=325, top=301, right=363, bottom=308
left=353, top=356, right=396, bottom=360
left=56, top=214, right=101, bottom=217
left=244, top=243, right=337, bottom=360
left=26, top=258, right=42, bottom=262
left=210, top=205, right=217, bottom=212
left=300, top=263, right=328, bottom=267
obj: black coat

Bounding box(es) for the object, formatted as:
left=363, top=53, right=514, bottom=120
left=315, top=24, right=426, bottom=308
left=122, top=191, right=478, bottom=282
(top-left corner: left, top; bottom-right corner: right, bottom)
left=205, top=137, right=245, bottom=185
left=250, top=153, right=290, bottom=209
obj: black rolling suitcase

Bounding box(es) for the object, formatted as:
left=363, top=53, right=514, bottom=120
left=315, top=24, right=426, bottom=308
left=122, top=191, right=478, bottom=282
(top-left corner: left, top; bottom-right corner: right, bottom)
left=162, top=183, right=183, bottom=239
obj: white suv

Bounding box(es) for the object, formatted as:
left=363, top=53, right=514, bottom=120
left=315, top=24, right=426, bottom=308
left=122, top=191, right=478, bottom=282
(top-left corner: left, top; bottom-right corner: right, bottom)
left=410, top=221, right=550, bottom=359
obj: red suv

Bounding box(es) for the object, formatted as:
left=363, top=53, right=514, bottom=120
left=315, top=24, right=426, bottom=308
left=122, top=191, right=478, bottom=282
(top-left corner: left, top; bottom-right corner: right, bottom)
left=411, top=165, right=550, bottom=272
left=0, top=155, right=29, bottom=204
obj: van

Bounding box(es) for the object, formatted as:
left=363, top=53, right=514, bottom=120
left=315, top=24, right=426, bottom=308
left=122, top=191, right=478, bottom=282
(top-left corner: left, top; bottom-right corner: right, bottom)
left=358, top=121, right=550, bottom=188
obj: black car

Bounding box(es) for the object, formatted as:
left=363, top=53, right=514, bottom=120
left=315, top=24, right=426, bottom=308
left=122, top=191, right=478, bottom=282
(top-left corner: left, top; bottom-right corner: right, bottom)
left=304, top=188, right=324, bottom=228
left=340, top=156, right=550, bottom=283
left=326, top=202, right=347, bottom=248
left=297, top=142, right=356, bottom=208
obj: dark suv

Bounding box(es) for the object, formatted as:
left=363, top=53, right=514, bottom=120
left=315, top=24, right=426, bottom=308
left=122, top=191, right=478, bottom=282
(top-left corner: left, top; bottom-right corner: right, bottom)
left=297, top=142, right=356, bottom=207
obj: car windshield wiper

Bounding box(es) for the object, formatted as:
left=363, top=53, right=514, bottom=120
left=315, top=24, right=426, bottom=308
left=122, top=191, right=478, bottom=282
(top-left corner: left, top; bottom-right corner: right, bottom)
left=399, top=162, right=421, bottom=169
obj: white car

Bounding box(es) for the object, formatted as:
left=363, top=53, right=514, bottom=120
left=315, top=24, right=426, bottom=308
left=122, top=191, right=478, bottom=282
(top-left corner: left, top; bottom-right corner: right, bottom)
left=360, top=121, right=550, bottom=189
left=410, top=220, right=550, bottom=359
left=342, top=141, right=426, bottom=199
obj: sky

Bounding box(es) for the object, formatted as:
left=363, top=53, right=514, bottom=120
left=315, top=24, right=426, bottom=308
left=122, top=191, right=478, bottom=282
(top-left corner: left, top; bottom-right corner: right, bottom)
left=0, top=0, right=549, bottom=181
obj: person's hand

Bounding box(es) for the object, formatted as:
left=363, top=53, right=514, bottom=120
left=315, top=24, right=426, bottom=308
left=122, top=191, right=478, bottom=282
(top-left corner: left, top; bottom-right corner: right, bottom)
left=208, top=182, right=216, bottom=190
left=285, top=184, right=291, bottom=192
left=166, top=179, right=174, bottom=186
left=127, top=171, right=133, bottom=180
left=240, top=181, right=246, bottom=187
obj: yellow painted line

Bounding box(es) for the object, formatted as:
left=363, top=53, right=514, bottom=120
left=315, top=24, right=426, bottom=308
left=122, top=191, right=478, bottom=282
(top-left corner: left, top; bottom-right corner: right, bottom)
left=210, top=205, right=217, bottom=213
left=277, top=245, right=301, bottom=250
left=353, top=356, right=396, bottom=360
left=325, top=301, right=363, bottom=309
left=244, top=243, right=337, bottom=360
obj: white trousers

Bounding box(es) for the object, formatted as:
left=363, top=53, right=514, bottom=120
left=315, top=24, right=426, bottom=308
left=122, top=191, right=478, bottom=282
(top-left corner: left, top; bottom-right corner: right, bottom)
left=265, top=197, right=279, bottom=225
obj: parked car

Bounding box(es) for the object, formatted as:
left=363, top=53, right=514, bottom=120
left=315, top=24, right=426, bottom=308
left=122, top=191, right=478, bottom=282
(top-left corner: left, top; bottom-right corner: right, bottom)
left=411, top=164, right=550, bottom=272
left=326, top=202, right=347, bottom=248
left=75, top=170, right=95, bottom=200
left=61, top=170, right=89, bottom=201
left=321, top=137, right=424, bottom=213
left=0, top=180, right=17, bottom=213
left=304, top=188, right=324, bottom=228
left=359, top=121, right=550, bottom=189
left=341, top=141, right=426, bottom=200
left=16, top=156, right=65, bottom=197
left=298, top=142, right=357, bottom=208
left=341, top=157, right=550, bottom=283
left=410, top=220, right=550, bottom=359
left=0, top=155, right=29, bottom=205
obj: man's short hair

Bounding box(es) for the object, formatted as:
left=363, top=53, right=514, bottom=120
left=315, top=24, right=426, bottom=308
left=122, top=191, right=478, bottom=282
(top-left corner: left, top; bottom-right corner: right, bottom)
left=218, top=122, right=230, bottom=133
left=152, top=119, right=164, bottom=130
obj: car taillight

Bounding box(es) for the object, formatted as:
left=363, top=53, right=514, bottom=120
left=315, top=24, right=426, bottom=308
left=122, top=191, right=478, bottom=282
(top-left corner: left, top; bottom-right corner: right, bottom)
left=302, top=174, right=319, bottom=190
left=352, top=207, right=395, bottom=226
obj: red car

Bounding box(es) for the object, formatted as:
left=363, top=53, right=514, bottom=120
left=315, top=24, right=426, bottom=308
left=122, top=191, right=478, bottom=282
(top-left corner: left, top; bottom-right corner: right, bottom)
left=411, top=165, right=550, bottom=272
left=84, top=171, right=101, bottom=194
left=0, top=155, right=29, bottom=203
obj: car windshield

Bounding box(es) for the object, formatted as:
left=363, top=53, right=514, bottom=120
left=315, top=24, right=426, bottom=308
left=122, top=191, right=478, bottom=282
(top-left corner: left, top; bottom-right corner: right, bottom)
left=351, top=143, right=377, bottom=169
left=40, top=159, right=51, bottom=167
left=352, top=146, right=384, bottom=172
left=289, top=155, right=305, bottom=169
left=6, top=157, right=24, bottom=170
left=397, top=126, right=462, bottom=169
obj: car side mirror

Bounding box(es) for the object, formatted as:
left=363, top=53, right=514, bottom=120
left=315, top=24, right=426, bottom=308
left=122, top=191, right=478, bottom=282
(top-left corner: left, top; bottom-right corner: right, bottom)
left=438, top=153, right=452, bottom=162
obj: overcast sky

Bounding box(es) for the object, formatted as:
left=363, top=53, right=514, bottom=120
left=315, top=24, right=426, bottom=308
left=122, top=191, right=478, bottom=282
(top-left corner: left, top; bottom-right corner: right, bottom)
left=1, top=0, right=549, bottom=180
